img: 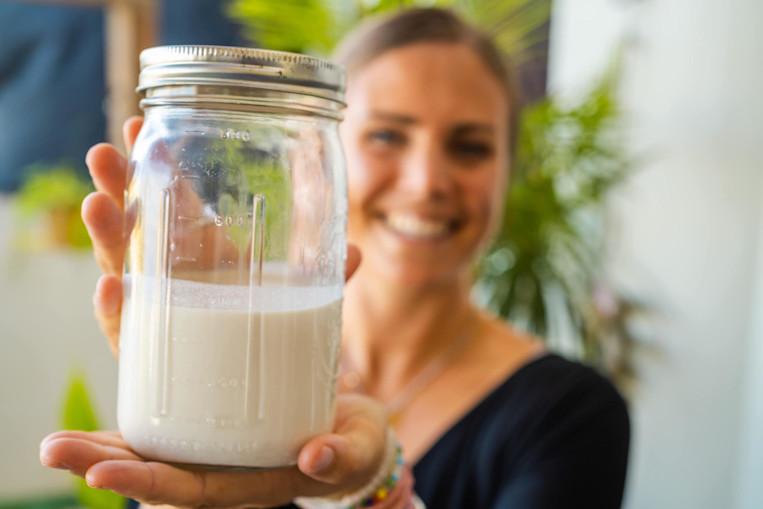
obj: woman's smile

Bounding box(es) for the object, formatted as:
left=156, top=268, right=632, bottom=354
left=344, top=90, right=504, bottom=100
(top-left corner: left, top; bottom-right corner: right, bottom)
left=384, top=213, right=453, bottom=240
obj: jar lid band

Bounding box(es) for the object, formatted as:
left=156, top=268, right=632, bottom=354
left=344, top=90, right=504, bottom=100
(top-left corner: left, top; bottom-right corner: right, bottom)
left=137, top=45, right=346, bottom=104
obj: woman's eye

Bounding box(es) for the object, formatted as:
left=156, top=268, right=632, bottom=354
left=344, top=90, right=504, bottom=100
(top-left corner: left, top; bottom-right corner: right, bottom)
left=367, top=129, right=404, bottom=146
left=450, top=140, right=493, bottom=159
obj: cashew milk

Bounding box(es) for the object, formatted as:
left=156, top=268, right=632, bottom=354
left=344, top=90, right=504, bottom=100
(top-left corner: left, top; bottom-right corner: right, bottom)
left=117, top=275, right=342, bottom=468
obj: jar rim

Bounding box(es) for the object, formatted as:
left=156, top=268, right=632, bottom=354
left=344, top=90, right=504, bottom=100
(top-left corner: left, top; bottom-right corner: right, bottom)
left=138, top=45, right=346, bottom=104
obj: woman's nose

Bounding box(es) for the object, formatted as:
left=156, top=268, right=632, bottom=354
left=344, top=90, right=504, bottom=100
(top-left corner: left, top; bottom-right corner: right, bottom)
left=398, top=142, right=453, bottom=198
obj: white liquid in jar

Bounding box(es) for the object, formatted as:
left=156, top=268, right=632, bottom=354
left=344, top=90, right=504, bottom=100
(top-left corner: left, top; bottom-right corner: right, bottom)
left=117, top=275, right=342, bottom=468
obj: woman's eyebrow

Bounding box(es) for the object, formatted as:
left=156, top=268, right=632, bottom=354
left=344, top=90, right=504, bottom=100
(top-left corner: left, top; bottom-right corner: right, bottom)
left=369, top=111, right=418, bottom=124
left=452, top=123, right=495, bottom=135
left=367, top=112, right=495, bottom=134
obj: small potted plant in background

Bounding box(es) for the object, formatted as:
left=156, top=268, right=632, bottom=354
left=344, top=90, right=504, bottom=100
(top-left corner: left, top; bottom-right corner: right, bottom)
left=14, top=162, right=92, bottom=251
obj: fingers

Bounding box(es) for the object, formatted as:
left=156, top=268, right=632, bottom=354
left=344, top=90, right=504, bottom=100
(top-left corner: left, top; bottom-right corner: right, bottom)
left=345, top=244, right=361, bottom=281
left=41, top=430, right=126, bottom=450
left=123, top=116, right=144, bottom=154
left=83, top=116, right=143, bottom=214
left=40, top=436, right=140, bottom=478
left=85, top=143, right=128, bottom=210
left=93, top=274, right=123, bottom=356
left=85, top=461, right=206, bottom=507
left=86, top=460, right=309, bottom=508
left=82, top=192, right=125, bottom=276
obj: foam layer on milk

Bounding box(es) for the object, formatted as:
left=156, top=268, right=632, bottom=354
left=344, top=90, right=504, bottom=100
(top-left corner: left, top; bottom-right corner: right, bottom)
left=123, top=272, right=343, bottom=312
left=118, top=273, right=343, bottom=468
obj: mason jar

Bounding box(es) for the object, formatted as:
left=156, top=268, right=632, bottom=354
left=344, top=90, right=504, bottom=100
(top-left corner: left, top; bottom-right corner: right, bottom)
left=117, top=46, right=347, bottom=469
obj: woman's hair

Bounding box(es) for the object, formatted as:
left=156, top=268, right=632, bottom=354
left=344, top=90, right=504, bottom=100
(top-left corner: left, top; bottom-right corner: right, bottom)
left=333, top=7, right=520, bottom=155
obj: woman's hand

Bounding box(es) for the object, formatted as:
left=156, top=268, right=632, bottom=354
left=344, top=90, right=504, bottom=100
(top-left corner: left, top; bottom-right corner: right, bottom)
left=40, top=394, right=387, bottom=508
left=83, top=117, right=361, bottom=357
left=82, top=117, right=142, bottom=355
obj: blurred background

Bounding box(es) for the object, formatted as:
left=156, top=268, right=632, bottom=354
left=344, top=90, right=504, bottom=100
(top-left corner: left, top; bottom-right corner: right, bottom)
left=0, top=0, right=760, bottom=508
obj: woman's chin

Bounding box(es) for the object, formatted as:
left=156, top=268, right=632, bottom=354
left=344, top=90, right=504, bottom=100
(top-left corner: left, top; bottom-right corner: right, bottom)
left=360, top=255, right=468, bottom=291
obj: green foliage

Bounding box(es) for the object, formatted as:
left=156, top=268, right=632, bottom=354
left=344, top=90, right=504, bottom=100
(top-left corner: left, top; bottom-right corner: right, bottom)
left=16, top=165, right=92, bottom=218
left=461, top=0, right=551, bottom=66
left=62, top=373, right=100, bottom=432
left=61, top=372, right=126, bottom=509
left=0, top=495, right=79, bottom=509
left=476, top=67, right=631, bottom=363
left=226, top=0, right=340, bottom=54
left=227, top=0, right=522, bottom=56
left=203, top=134, right=293, bottom=261
left=14, top=164, right=92, bottom=249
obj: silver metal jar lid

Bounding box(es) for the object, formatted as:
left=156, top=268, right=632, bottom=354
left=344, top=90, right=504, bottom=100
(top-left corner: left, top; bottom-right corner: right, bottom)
left=137, top=45, right=345, bottom=104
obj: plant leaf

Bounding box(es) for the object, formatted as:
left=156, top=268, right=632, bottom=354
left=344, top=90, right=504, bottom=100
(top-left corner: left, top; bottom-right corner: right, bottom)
left=61, top=372, right=127, bottom=509
left=61, top=372, right=100, bottom=432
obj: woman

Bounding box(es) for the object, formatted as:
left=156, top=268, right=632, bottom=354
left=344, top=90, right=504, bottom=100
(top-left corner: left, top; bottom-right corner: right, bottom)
left=40, top=8, right=630, bottom=508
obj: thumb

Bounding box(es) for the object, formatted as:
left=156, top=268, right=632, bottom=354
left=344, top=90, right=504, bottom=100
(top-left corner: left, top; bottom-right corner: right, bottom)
left=297, top=395, right=388, bottom=490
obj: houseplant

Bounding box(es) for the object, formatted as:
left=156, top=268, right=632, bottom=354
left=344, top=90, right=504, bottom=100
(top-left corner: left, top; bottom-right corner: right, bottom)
left=14, top=163, right=92, bottom=251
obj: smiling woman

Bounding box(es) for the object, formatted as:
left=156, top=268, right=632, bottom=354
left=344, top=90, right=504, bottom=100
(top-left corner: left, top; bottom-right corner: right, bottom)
left=340, top=41, right=510, bottom=287
left=40, top=8, right=630, bottom=509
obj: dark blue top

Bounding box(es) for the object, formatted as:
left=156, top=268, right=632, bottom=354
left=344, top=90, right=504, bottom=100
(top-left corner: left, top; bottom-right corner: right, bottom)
left=411, top=354, right=630, bottom=508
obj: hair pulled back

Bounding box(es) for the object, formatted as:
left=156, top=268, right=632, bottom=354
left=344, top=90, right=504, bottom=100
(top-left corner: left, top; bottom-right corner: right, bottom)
left=333, top=8, right=520, bottom=155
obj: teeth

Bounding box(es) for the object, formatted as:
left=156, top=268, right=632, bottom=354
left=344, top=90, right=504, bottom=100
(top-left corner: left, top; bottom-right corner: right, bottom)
left=385, top=214, right=449, bottom=238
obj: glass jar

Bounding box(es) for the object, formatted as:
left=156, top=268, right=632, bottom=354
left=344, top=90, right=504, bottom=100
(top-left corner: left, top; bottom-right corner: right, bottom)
left=118, top=46, right=347, bottom=469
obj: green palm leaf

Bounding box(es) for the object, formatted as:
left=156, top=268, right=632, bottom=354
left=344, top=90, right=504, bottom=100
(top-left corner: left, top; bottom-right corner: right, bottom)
left=226, top=0, right=349, bottom=54
left=459, top=0, right=551, bottom=65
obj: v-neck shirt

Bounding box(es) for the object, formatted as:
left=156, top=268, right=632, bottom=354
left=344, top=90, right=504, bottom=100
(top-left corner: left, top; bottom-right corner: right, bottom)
left=411, top=353, right=630, bottom=508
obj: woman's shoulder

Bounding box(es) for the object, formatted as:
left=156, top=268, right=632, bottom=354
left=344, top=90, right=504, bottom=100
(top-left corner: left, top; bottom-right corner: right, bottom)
left=478, top=349, right=630, bottom=436
left=414, top=318, right=630, bottom=508
left=457, top=315, right=630, bottom=454
left=479, top=314, right=627, bottom=420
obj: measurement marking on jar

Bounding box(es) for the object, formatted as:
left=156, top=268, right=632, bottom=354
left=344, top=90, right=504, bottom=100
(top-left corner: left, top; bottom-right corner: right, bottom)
left=215, top=215, right=247, bottom=226
left=185, top=130, right=205, bottom=135
left=180, top=174, right=202, bottom=180
left=174, top=256, right=198, bottom=262
left=220, top=128, right=251, bottom=141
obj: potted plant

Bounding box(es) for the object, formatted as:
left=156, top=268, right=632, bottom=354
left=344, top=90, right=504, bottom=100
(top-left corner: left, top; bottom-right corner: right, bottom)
left=14, top=163, right=92, bottom=250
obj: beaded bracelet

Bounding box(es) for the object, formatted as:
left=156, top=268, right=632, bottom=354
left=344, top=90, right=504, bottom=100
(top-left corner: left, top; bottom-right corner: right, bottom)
left=295, top=428, right=406, bottom=509
left=357, top=441, right=404, bottom=506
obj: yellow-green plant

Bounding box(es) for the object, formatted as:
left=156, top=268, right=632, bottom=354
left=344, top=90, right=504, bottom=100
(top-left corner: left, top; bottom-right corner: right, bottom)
left=226, top=0, right=550, bottom=63
left=61, top=372, right=126, bottom=509
left=14, top=164, right=92, bottom=250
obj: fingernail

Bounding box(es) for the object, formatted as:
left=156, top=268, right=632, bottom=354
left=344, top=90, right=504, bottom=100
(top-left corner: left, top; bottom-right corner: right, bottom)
left=312, top=446, right=335, bottom=472
left=40, top=450, right=68, bottom=470
left=86, top=476, right=104, bottom=490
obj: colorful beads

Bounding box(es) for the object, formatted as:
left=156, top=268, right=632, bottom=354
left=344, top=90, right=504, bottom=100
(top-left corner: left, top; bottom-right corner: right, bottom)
left=356, top=443, right=403, bottom=507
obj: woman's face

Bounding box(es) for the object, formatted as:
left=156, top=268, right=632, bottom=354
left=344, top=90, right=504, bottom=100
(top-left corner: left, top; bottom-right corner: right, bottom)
left=341, top=42, right=510, bottom=286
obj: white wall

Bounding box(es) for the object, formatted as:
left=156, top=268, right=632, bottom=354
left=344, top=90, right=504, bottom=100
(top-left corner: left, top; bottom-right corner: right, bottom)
left=0, top=197, right=119, bottom=499
left=735, top=172, right=763, bottom=509
left=548, top=0, right=763, bottom=508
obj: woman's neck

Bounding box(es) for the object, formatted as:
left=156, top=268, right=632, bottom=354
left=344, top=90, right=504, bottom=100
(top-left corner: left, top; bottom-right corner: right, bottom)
left=341, top=267, right=476, bottom=403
